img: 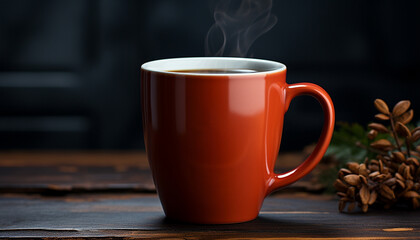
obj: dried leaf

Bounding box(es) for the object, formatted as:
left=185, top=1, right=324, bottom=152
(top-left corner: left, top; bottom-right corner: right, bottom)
left=411, top=130, right=420, bottom=142
left=362, top=204, right=369, bottom=212
left=404, top=166, right=413, bottom=180
left=406, top=180, right=414, bottom=190
left=347, top=186, right=355, bottom=198
left=359, top=175, right=368, bottom=185
left=383, top=177, right=396, bottom=186
left=347, top=201, right=356, bottom=212
left=369, top=171, right=380, bottom=178
left=412, top=126, right=420, bottom=134
left=334, top=179, right=348, bottom=193
left=375, top=113, right=390, bottom=121
left=337, top=192, right=347, bottom=197
left=392, top=100, right=411, bottom=117
left=409, top=163, right=416, bottom=173
left=338, top=171, right=345, bottom=181
left=339, top=168, right=352, bottom=175
left=359, top=164, right=369, bottom=177
left=398, top=163, right=407, bottom=175
left=367, top=129, right=378, bottom=140
left=374, top=99, right=390, bottom=115
left=395, top=172, right=405, bottom=181
left=374, top=174, right=387, bottom=181
left=368, top=190, right=377, bottom=205
left=344, top=174, right=361, bottom=186
left=380, top=184, right=396, bottom=200
left=339, top=199, right=346, bottom=212
left=347, top=162, right=360, bottom=174
left=403, top=191, right=419, bottom=198
left=369, top=164, right=379, bottom=172
left=392, top=151, right=405, bottom=163
left=397, top=109, right=413, bottom=125
left=370, top=139, right=393, bottom=150
left=360, top=184, right=370, bottom=205
left=396, top=122, right=411, bottom=138
left=379, top=160, right=384, bottom=173
left=413, top=198, right=419, bottom=209
left=407, top=157, right=419, bottom=167
left=364, top=157, right=369, bottom=165
left=368, top=123, right=389, bottom=133
left=396, top=179, right=405, bottom=189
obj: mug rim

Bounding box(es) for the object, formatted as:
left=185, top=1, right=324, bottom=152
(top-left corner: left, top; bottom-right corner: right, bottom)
left=141, top=57, right=286, bottom=76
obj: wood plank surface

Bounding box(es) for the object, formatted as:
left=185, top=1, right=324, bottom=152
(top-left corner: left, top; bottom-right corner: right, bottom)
left=0, top=151, right=323, bottom=194
left=0, top=151, right=154, bottom=193
left=0, top=151, right=419, bottom=239
left=0, top=193, right=419, bottom=239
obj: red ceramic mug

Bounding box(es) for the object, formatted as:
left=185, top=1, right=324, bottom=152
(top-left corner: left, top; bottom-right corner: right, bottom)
left=141, top=57, right=334, bottom=224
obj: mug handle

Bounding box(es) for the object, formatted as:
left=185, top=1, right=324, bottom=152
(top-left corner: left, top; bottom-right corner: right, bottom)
left=266, top=83, right=335, bottom=195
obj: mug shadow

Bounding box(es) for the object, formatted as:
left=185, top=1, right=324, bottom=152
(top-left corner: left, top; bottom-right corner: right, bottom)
left=149, top=214, right=338, bottom=238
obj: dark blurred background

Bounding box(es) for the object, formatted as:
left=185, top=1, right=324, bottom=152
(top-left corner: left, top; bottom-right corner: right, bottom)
left=0, top=0, right=419, bottom=151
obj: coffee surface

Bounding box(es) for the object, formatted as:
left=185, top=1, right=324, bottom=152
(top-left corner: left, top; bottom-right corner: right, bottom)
left=169, top=69, right=259, bottom=74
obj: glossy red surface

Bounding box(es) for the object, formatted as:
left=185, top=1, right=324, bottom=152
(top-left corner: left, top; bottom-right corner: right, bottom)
left=141, top=60, right=334, bottom=224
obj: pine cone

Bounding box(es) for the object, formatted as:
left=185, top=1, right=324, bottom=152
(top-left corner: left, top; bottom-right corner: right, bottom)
left=335, top=99, right=420, bottom=212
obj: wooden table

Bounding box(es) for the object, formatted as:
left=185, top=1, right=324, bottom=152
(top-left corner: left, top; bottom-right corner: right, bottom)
left=0, top=152, right=419, bottom=239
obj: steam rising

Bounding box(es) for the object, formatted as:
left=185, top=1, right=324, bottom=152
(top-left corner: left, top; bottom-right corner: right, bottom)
left=205, top=0, right=277, bottom=57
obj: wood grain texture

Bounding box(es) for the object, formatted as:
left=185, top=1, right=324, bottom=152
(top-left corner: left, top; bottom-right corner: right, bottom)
left=0, top=151, right=154, bottom=194
left=3, top=151, right=410, bottom=239
left=0, top=151, right=322, bottom=195
left=0, top=151, right=322, bottom=194
left=0, top=193, right=419, bottom=239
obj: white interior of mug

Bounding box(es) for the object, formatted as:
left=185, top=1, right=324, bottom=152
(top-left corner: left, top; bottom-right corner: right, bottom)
left=141, top=57, right=286, bottom=75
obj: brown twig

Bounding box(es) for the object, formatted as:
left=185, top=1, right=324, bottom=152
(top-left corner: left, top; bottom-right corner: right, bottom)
left=389, top=116, right=403, bottom=152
